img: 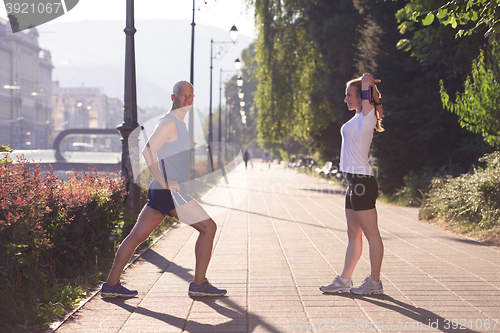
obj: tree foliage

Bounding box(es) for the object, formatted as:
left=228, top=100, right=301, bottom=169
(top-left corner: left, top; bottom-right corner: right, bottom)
left=246, top=0, right=361, bottom=162
left=226, top=43, right=259, bottom=148
left=302, top=1, right=361, bottom=162
left=440, top=43, right=500, bottom=147
left=396, top=0, right=485, bottom=79
left=407, top=0, right=500, bottom=42
left=248, top=0, right=330, bottom=141
left=399, top=0, right=500, bottom=150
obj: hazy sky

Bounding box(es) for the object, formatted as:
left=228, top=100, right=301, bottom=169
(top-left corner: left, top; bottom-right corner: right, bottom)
left=0, top=0, right=256, bottom=111
left=0, top=0, right=257, bottom=39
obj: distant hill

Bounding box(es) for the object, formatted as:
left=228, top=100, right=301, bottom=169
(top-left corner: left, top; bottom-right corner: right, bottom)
left=40, top=19, right=253, bottom=112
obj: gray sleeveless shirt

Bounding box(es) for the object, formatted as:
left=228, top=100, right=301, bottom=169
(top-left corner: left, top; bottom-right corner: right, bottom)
left=152, top=113, right=190, bottom=188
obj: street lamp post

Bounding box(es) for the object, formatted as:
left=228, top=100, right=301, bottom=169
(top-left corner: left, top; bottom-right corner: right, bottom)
left=218, top=62, right=240, bottom=165
left=190, top=0, right=195, bottom=86
left=4, top=85, right=21, bottom=149
left=189, top=0, right=196, bottom=180
left=117, top=0, right=141, bottom=231
left=218, top=61, right=241, bottom=144
left=207, top=25, right=238, bottom=172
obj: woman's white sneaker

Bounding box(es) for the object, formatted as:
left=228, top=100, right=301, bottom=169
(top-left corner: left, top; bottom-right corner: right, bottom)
left=320, top=275, right=353, bottom=293
left=351, top=276, right=383, bottom=295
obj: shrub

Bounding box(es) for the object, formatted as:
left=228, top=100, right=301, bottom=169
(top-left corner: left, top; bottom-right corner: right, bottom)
left=0, top=153, right=124, bottom=331
left=0, top=145, right=12, bottom=153
left=390, top=170, right=433, bottom=207
left=423, top=152, right=500, bottom=228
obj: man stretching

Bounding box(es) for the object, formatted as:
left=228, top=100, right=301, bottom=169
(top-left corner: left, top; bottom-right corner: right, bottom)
left=101, top=80, right=226, bottom=297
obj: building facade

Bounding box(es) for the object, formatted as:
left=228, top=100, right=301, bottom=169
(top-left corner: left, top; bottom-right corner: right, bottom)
left=0, top=18, right=53, bottom=150
left=52, top=84, right=111, bottom=151
left=51, top=85, right=139, bottom=152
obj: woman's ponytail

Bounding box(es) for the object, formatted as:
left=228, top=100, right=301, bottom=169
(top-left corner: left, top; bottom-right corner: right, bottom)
left=373, top=86, right=384, bottom=133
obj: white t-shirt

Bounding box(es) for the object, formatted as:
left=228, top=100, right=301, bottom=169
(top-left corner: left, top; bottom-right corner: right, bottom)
left=340, top=108, right=377, bottom=176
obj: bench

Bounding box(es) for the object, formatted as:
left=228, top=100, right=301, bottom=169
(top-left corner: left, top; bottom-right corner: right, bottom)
left=314, top=161, right=332, bottom=177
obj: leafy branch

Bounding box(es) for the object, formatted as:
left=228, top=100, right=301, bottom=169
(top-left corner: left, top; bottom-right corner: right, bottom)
left=411, top=0, right=500, bottom=42
left=440, top=43, right=500, bottom=147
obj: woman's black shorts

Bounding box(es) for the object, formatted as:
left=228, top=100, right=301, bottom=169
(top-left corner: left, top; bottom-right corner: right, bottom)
left=345, top=173, right=378, bottom=211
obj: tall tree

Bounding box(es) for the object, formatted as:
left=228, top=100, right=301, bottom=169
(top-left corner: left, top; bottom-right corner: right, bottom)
left=247, top=0, right=361, bottom=161
left=248, top=0, right=329, bottom=142
left=302, top=0, right=362, bottom=162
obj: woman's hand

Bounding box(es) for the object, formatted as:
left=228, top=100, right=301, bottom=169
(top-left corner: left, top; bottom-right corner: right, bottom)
left=362, top=73, right=381, bottom=86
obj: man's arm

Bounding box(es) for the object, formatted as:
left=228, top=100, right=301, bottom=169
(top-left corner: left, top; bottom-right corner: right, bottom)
left=142, top=118, right=179, bottom=191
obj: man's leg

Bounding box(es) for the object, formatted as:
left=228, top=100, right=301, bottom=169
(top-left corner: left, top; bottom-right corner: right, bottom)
left=169, top=200, right=216, bottom=285
left=190, top=219, right=217, bottom=285
left=106, top=205, right=167, bottom=286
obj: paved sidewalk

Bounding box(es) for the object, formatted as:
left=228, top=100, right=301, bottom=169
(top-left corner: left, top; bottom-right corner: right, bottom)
left=55, top=161, right=500, bottom=333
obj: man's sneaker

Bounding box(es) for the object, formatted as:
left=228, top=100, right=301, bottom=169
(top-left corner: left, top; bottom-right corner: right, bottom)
left=101, top=282, right=138, bottom=298
left=188, top=279, right=227, bottom=297
left=319, top=275, right=353, bottom=293
left=350, top=276, right=383, bottom=295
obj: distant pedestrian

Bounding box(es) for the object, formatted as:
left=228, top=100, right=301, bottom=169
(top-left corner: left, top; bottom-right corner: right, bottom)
left=243, top=148, right=250, bottom=169
left=263, top=150, right=271, bottom=168
left=101, top=80, right=226, bottom=298
left=297, top=154, right=304, bottom=173
left=320, top=73, right=385, bottom=295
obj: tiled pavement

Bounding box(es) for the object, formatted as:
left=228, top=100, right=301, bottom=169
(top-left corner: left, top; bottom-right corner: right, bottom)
left=55, top=161, right=500, bottom=333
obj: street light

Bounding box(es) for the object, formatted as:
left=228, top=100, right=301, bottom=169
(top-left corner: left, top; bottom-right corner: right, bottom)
left=234, top=58, right=242, bottom=70
left=236, top=76, right=243, bottom=87
left=240, top=109, right=247, bottom=124
left=230, top=24, right=238, bottom=42
left=218, top=58, right=242, bottom=144
left=3, top=85, right=20, bottom=89
left=4, top=84, right=22, bottom=149
left=238, top=91, right=244, bottom=100
left=217, top=61, right=241, bottom=168
left=208, top=25, right=238, bottom=173
left=189, top=0, right=196, bottom=181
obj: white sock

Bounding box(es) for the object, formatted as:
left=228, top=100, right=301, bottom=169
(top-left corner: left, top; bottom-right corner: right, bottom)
left=339, top=276, right=350, bottom=283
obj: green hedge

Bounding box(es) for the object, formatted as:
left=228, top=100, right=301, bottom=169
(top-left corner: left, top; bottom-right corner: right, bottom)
left=424, top=152, right=500, bottom=228
left=0, top=153, right=124, bottom=331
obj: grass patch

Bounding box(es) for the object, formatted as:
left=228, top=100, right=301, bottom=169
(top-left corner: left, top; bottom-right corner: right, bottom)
left=0, top=257, right=115, bottom=333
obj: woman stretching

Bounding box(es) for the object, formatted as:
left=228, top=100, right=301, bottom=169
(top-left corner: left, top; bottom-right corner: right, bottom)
left=320, top=73, right=385, bottom=295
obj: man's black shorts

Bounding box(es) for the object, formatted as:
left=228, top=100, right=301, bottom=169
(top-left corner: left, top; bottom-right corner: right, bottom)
left=345, top=173, right=378, bottom=211
left=147, top=188, right=193, bottom=215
